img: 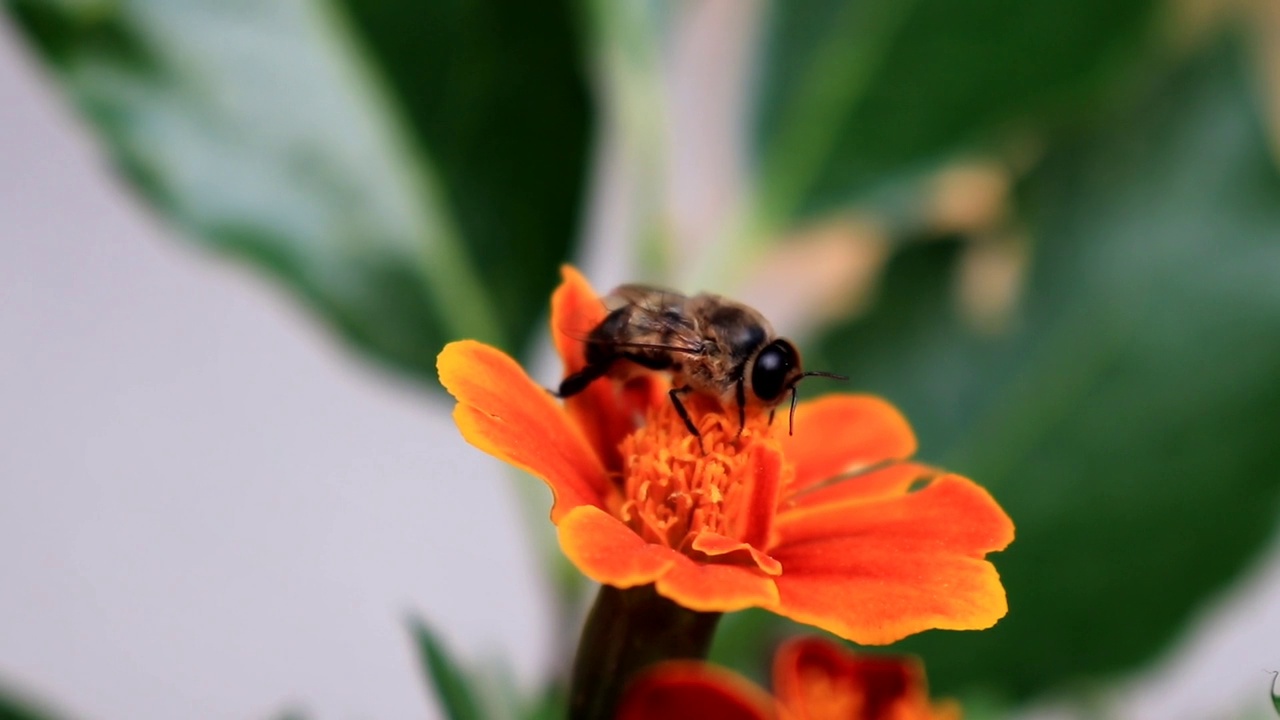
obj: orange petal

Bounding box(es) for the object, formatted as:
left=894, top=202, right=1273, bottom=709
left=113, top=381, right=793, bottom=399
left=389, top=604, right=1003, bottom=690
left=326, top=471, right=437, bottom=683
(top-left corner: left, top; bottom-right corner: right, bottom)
left=769, top=476, right=1013, bottom=644
left=773, top=637, right=956, bottom=720
left=550, top=264, right=607, bottom=374
left=771, top=549, right=1007, bottom=645
left=439, top=340, right=609, bottom=521
left=618, top=662, right=776, bottom=720
left=690, top=532, right=782, bottom=576
left=735, top=443, right=783, bottom=550
left=549, top=265, right=657, bottom=470
left=781, top=462, right=935, bottom=512
left=558, top=505, right=679, bottom=588
left=655, top=555, right=780, bottom=613
left=774, top=474, right=1014, bottom=550
left=780, top=395, right=917, bottom=492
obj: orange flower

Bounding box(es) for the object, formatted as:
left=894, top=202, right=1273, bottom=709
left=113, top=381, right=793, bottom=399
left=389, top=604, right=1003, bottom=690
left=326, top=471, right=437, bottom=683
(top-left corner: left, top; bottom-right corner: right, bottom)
left=772, top=637, right=960, bottom=720
left=617, top=661, right=776, bottom=720
left=617, top=637, right=959, bottom=720
left=438, top=266, right=1013, bottom=644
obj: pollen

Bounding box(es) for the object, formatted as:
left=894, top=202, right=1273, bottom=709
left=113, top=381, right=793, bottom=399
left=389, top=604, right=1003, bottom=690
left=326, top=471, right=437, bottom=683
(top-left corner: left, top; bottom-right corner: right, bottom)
left=612, top=394, right=783, bottom=553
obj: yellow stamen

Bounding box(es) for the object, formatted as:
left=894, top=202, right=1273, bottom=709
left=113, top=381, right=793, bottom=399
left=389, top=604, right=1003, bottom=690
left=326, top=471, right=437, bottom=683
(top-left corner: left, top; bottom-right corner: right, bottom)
left=612, top=397, right=786, bottom=552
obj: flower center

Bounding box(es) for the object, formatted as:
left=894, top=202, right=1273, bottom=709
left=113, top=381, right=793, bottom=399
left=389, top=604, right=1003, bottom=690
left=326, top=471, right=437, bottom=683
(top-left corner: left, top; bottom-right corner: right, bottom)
left=795, top=668, right=862, bottom=720
left=612, top=394, right=782, bottom=553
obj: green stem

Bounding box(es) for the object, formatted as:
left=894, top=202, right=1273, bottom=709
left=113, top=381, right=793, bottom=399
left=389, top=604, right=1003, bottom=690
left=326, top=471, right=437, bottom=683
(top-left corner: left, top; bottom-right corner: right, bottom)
left=568, top=584, right=721, bottom=720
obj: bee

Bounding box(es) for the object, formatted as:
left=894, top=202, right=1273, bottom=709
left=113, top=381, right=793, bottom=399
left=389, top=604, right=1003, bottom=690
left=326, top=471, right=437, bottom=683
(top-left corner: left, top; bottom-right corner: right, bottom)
left=557, top=284, right=846, bottom=440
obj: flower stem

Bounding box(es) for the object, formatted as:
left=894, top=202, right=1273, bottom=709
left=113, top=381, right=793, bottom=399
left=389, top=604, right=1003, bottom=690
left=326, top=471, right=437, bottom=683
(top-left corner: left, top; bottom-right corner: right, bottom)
left=568, top=584, right=721, bottom=720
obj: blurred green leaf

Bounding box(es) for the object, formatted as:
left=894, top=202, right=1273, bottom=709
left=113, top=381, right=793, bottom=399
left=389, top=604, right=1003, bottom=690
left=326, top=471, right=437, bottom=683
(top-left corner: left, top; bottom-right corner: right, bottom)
left=0, top=684, right=69, bottom=720
left=521, top=685, right=567, bottom=720
left=799, top=36, right=1280, bottom=699
left=708, top=608, right=789, bottom=685
left=754, top=0, right=1157, bottom=226
left=336, top=0, right=592, bottom=356
left=410, top=618, right=484, bottom=720
left=5, top=0, right=591, bottom=383
left=409, top=617, right=553, bottom=720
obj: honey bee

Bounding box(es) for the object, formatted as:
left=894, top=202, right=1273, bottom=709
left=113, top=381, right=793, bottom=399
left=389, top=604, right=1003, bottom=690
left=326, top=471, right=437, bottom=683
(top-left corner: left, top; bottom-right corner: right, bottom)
left=557, top=284, right=846, bottom=440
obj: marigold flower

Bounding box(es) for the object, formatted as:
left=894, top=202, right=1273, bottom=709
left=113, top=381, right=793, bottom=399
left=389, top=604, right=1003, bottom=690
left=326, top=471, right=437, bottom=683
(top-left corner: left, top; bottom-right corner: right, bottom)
left=617, top=661, right=775, bottom=720
left=617, top=636, right=959, bottom=720
left=773, top=637, right=960, bottom=720
left=438, top=266, right=1013, bottom=644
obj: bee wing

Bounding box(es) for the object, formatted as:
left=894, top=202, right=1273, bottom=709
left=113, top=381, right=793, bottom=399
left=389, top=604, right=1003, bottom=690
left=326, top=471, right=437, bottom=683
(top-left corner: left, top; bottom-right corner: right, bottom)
left=606, top=283, right=684, bottom=309
left=601, top=284, right=705, bottom=355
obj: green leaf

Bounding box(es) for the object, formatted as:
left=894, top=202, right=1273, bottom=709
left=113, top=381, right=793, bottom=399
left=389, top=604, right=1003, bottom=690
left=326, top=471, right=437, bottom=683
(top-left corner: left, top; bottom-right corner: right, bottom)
left=801, top=36, right=1280, bottom=700
left=754, top=0, right=1158, bottom=227
left=335, top=0, right=593, bottom=356
left=521, top=685, right=568, bottom=720
left=0, top=684, right=70, bottom=720
left=707, top=608, right=791, bottom=685
left=5, top=0, right=591, bottom=382
left=409, top=618, right=484, bottom=720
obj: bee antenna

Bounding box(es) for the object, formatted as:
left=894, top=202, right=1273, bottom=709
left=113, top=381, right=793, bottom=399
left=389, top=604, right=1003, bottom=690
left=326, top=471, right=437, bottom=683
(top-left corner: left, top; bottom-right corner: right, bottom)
left=788, top=384, right=799, bottom=436
left=786, top=371, right=845, bottom=436
left=801, top=370, right=848, bottom=381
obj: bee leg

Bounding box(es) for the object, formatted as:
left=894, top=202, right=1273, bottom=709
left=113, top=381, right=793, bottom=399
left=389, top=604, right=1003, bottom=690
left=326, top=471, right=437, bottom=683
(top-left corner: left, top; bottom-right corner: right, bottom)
left=734, top=377, right=747, bottom=438
left=768, top=408, right=777, bottom=426
left=788, top=385, right=799, bottom=436
left=556, top=360, right=612, bottom=398
left=668, top=385, right=704, bottom=451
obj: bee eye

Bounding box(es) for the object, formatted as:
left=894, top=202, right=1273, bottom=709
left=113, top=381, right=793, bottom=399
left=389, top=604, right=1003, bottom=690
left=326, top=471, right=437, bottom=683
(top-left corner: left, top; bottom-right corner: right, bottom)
left=750, top=340, right=796, bottom=402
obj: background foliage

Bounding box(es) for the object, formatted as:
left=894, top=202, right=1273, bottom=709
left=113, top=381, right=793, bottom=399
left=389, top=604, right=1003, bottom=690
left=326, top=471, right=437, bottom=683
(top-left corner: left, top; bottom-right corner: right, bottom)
left=5, top=0, right=1280, bottom=717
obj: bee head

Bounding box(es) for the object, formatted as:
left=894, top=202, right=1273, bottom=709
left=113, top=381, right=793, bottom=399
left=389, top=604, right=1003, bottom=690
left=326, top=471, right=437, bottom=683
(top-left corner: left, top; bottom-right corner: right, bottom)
left=749, top=338, right=848, bottom=434
left=749, top=338, right=801, bottom=404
